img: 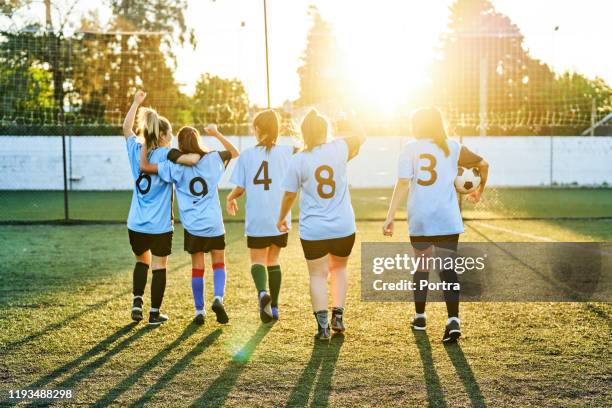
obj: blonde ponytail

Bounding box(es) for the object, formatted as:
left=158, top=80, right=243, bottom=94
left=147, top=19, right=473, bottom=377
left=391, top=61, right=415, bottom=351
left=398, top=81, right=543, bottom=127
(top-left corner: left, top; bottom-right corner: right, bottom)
left=301, top=109, right=328, bottom=151
left=136, top=107, right=171, bottom=150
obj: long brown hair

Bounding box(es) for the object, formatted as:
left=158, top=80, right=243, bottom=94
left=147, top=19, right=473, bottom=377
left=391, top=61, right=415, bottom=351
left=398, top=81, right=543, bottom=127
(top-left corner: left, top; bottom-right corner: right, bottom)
left=136, top=107, right=171, bottom=150
left=301, top=109, right=328, bottom=151
left=253, top=110, right=280, bottom=151
left=177, top=126, right=209, bottom=155
left=411, top=107, right=450, bottom=157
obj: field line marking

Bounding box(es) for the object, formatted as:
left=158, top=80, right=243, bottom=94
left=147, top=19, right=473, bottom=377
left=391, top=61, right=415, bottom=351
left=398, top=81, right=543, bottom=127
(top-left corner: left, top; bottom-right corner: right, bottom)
left=468, top=221, right=558, bottom=242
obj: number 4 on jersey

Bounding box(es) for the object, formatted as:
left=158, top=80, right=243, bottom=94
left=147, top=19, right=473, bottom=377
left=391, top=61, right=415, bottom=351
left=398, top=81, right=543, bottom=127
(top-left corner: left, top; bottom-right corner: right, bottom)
left=253, top=160, right=272, bottom=190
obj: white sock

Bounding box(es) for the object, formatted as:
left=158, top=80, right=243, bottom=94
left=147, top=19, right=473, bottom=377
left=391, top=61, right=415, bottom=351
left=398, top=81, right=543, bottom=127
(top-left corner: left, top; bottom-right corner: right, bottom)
left=448, top=317, right=460, bottom=324
left=150, top=308, right=159, bottom=313
left=195, top=309, right=205, bottom=317
left=415, top=313, right=426, bottom=319
left=214, top=295, right=223, bottom=303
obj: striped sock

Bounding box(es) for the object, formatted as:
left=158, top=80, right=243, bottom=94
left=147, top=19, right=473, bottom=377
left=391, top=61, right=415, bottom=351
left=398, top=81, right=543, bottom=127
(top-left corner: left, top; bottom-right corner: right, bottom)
left=212, top=263, right=226, bottom=299
left=192, top=268, right=205, bottom=311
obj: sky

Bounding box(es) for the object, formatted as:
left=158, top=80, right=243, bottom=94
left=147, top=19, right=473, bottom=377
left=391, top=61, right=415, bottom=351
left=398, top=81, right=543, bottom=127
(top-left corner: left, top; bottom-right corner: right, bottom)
left=6, top=0, right=612, bottom=108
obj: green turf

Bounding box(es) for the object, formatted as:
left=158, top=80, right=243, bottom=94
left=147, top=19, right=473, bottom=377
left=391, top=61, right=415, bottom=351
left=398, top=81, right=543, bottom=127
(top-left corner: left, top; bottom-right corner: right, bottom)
left=2, top=188, right=612, bottom=222
left=0, top=216, right=611, bottom=406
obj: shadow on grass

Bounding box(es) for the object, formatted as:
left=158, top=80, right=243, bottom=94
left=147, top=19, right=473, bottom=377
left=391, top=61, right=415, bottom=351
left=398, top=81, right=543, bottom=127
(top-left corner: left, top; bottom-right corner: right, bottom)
left=413, top=331, right=447, bottom=408
left=284, top=334, right=345, bottom=408
left=444, top=343, right=486, bottom=408
left=191, top=323, right=272, bottom=407
left=0, top=323, right=146, bottom=407
left=1, top=290, right=130, bottom=353
left=126, top=328, right=222, bottom=407
left=93, top=323, right=207, bottom=407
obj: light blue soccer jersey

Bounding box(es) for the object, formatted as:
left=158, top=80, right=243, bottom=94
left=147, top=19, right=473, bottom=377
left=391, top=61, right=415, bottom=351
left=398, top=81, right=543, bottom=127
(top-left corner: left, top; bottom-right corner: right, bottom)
left=126, top=136, right=174, bottom=234
left=398, top=139, right=463, bottom=236
left=282, top=139, right=356, bottom=241
left=230, top=144, right=293, bottom=237
left=157, top=151, right=229, bottom=237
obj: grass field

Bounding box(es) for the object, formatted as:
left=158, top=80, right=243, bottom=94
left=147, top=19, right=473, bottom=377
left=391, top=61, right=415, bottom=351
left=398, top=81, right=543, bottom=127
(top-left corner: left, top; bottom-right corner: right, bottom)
left=0, top=190, right=611, bottom=407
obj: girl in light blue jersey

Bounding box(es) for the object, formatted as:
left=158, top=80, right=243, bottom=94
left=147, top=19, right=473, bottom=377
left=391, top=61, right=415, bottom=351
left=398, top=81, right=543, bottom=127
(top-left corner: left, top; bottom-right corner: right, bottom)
left=140, top=125, right=239, bottom=325
left=123, top=91, right=199, bottom=326
left=278, top=109, right=366, bottom=340
left=226, top=110, right=295, bottom=323
left=383, top=107, right=489, bottom=343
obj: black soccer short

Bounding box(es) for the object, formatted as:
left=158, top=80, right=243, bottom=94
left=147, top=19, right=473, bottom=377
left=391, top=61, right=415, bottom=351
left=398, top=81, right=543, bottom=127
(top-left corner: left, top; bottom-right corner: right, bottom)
left=184, top=230, right=226, bottom=254
left=247, top=234, right=288, bottom=249
left=300, top=233, right=356, bottom=260
left=409, top=234, right=459, bottom=252
left=128, top=229, right=173, bottom=257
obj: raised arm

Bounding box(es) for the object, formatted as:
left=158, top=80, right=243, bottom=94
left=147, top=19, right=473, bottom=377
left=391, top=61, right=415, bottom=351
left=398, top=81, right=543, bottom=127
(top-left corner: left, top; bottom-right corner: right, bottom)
left=205, top=125, right=240, bottom=159
left=466, top=159, right=489, bottom=204
left=382, top=178, right=410, bottom=237
left=123, top=90, right=146, bottom=139
left=277, top=191, right=298, bottom=233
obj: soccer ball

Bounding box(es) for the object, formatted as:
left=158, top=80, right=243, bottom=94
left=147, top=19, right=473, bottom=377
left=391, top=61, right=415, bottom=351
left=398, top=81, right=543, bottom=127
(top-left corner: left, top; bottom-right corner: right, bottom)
left=455, top=166, right=481, bottom=194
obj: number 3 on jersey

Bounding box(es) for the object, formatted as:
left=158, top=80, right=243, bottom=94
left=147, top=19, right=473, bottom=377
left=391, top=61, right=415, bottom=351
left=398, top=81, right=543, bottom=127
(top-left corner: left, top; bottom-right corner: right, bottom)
left=253, top=160, right=272, bottom=190
left=417, top=154, right=437, bottom=186
left=315, top=165, right=335, bottom=199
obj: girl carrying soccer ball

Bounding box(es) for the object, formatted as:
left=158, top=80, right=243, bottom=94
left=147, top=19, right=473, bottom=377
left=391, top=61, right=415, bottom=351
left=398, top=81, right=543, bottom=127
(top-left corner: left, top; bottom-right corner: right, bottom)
left=226, top=110, right=296, bottom=323
left=382, top=107, right=489, bottom=343
left=140, top=125, right=239, bottom=325
left=277, top=109, right=366, bottom=340
left=123, top=90, right=199, bottom=326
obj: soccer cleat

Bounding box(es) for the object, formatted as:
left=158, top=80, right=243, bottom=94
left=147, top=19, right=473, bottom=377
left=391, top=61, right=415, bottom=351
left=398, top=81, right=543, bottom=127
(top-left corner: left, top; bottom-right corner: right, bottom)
left=149, top=311, right=169, bottom=326
left=212, top=298, right=229, bottom=324
left=194, top=311, right=205, bottom=325
left=131, top=297, right=144, bottom=322
left=259, top=291, right=273, bottom=323
left=271, top=306, right=279, bottom=320
left=442, top=319, right=461, bottom=343
left=411, top=316, right=427, bottom=331
left=314, top=311, right=331, bottom=341
left=331, top=307, right=345, bottom=333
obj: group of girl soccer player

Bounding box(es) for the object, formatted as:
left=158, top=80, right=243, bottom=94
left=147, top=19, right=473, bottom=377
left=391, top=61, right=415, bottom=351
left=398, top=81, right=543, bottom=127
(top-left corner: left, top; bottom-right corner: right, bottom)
left=122, top=90, right=488, bottom=343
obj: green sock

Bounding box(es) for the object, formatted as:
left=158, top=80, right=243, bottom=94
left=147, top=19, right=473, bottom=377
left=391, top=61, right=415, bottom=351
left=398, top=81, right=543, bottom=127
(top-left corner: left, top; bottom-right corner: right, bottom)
left=267, top=265, right=282, bottom=307
left=251, top=264, right=267, bottom=294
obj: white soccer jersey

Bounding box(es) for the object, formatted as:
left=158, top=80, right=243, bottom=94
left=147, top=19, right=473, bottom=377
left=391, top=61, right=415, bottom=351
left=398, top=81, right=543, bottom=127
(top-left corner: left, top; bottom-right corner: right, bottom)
left=230, top=144, right=293, bottom=237
left=398, top=139, right=464, bottom=237
left=282, top=138, right=359, bottom=241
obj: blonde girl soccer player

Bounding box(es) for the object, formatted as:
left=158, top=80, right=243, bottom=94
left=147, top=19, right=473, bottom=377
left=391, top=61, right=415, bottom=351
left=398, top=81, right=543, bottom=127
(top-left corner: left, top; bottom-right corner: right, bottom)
left=382, top=107, right=489, bottom=343
left=277, top=110, right=366, bottom=340
left=140, top=125, right=239, bottom=325
left=123, top=90, right=199, bottom=326
left=226, top=110, right=295, bottom=323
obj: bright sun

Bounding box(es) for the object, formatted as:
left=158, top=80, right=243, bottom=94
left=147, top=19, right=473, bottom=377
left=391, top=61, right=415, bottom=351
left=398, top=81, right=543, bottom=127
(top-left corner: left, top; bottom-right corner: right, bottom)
left=327, top=1, right=439, bottom=115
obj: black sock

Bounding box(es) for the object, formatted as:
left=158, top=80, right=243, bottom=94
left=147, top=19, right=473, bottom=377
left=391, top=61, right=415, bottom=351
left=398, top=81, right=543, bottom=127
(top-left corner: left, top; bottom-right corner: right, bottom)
left=413, top=271, right=429, bottom=314
left=332, top=307, right=344, bottom=317
left=133, top=262, right=149, bottom=297
left=151, top=268, right=167, bottom=310
left=440, top=269, right=460, bottom=318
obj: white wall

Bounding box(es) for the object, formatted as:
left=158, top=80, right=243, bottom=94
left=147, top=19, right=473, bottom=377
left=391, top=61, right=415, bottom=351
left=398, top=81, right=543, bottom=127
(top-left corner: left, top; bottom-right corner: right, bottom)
left=0, top=136, right=611, bottom=190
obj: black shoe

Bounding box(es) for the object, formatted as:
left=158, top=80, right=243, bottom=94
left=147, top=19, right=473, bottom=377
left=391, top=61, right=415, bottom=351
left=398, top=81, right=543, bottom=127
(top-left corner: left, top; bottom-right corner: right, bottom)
left=131, top=297, right=144, bottom=322
left=331, top=307, right=345, bottom=333
left=443, top=319, right=461, bottom=343
left=259, top=292, right=273, bottom=323
left=194, top=313, right=205, bottom=325
left=411, top=316, right=427, bottom=331
left=149, top=311, right=169, bottom=326
left=314, top=311, right=331, bottom=341
left=212, top=298, right=229, bottom=324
